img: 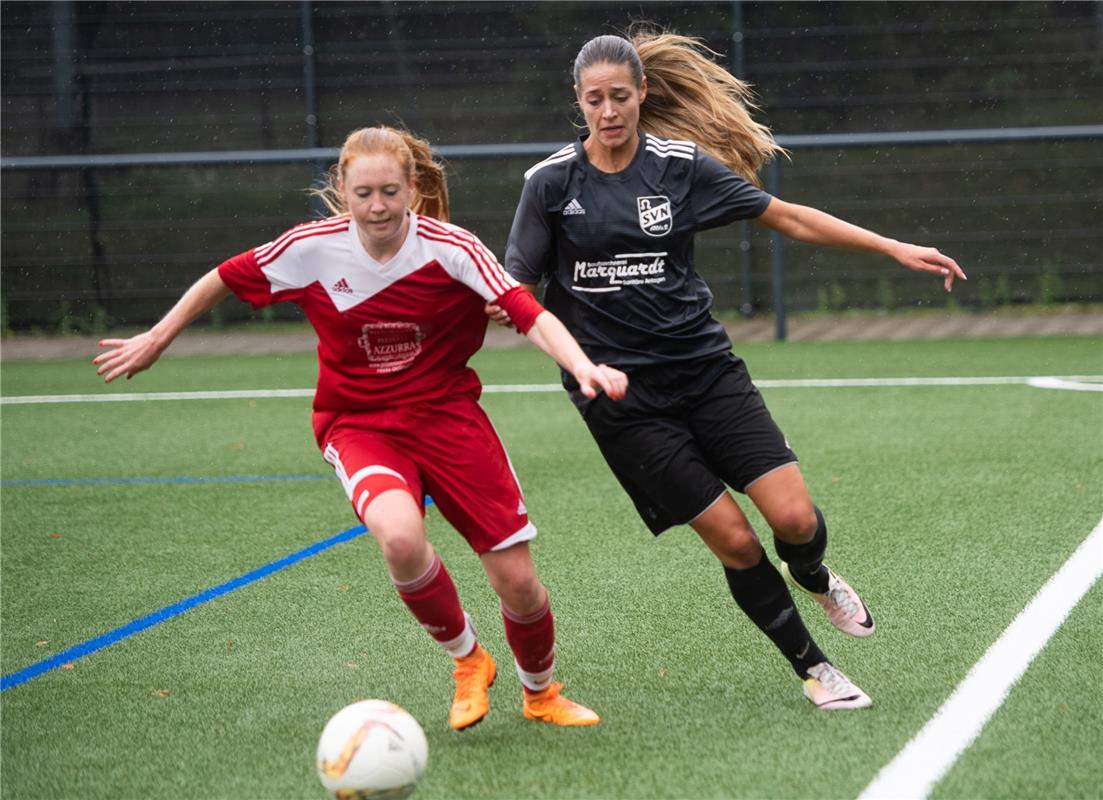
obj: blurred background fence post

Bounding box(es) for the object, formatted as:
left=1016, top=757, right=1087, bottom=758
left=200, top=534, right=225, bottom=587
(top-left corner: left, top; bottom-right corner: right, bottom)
left=766, top=157, right=786, bottom=341
left=730, top=0, right=756, bottom=318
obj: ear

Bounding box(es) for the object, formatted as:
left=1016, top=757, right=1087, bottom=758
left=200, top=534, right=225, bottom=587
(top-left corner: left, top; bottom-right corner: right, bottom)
left=639, top=74, right=648, bottom=104
left=573, top=84, right=581, bottom=104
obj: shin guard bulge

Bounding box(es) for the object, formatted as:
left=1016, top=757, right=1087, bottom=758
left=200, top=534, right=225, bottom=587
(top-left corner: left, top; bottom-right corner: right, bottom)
left=724, top=553, right=826, bottom=678
left=502, top=596, right=556, bottom=692
left=392, top=553, right=474, bottom=658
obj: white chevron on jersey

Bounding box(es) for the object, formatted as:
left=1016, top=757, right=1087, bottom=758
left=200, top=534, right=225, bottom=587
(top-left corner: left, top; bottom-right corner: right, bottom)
left=644, top=134, right=696, bottom=160
left=416, top=215, right=518, bottom=298
left=644, top=133, right=696, bottom=151
left=524, top=144, right=577, bottom=180
left=254, top=216, right=349, bottom=267
left=252, top=213, right=518, bottom=313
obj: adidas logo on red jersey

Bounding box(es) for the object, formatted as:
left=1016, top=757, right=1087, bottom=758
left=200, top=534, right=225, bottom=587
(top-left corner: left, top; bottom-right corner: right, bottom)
left=331, top=278, right=353, bottom=295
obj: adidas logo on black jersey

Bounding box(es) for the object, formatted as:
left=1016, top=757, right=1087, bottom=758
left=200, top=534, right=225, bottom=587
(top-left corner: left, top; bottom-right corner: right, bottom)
left=562, top=198, right=586, bottom=216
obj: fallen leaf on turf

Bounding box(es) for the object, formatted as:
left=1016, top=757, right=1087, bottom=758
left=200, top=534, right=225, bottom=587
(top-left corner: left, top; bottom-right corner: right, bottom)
left=61, top=663, right=75, bottom=670
left=35, top=640, right=49, bottom=647
left=48, top=533, right=63, bottom=539
left=154, top=689, right=170, bottom=699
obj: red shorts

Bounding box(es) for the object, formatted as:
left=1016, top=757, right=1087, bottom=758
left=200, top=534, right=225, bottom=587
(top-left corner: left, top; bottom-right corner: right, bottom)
left=313, top=393, right=536, bottom=554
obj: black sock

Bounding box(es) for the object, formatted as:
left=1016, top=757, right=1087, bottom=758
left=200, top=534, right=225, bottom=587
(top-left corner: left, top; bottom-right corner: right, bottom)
left=774, top=506, right=829, bottom=593
left=723, top=551, right=826, bottom=678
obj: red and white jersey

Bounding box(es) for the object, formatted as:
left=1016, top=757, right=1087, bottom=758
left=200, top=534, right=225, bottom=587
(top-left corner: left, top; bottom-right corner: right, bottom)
left=217, top=212, right=543, bottom=411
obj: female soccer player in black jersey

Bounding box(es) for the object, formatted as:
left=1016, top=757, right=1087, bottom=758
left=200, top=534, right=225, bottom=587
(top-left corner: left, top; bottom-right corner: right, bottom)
left=490, top=29, right=966, bottom=710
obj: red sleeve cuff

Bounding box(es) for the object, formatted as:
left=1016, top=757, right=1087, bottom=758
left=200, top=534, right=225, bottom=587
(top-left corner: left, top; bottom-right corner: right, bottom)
left=494, top=285, right=544, bottom=335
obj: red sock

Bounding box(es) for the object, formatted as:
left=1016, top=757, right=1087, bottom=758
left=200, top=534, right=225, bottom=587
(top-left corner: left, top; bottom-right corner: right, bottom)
left=392, top=554, right=474, bottom=658
left=501, top=595, right=556, bottom=693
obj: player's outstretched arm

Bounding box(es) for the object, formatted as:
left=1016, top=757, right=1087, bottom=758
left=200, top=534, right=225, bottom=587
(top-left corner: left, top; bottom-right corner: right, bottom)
left=754, top=197, right=967, bottom=292
left=524, top=311, right=627, bottom=401
left=93, top=268, right=232, bottom=383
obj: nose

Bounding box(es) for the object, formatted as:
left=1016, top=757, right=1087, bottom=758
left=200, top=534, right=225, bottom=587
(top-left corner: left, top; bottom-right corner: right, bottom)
left=601, top=99, right=617, bottom=119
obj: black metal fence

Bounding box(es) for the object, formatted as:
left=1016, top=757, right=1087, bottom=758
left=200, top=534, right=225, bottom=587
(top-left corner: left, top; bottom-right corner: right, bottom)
left=3, top=1, right=1101, bottom=333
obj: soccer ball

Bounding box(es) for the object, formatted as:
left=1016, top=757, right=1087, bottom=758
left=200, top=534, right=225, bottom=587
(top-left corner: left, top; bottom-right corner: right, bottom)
left=316, top=700, right=428, bottom=799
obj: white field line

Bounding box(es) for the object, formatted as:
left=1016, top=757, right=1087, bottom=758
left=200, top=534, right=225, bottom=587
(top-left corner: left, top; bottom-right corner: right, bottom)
left=3, top=375, right=1102, bottom=405
left=0, top=389, right=315, bottom=404
left=859, top=516, right=1103, bottom=800
left=1027, top=377, right=1103, bottom=392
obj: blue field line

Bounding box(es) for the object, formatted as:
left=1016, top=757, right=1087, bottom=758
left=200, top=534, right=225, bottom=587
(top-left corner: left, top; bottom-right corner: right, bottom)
left=1, top=474, right=331, bottom=488
left=0, top=524, right=366, bottom=692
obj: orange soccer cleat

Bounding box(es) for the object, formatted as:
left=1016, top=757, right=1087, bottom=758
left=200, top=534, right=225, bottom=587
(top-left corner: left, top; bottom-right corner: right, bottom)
left=522, top=682, right=600, bottom=727
left=450, top=644, right=496, bottom=731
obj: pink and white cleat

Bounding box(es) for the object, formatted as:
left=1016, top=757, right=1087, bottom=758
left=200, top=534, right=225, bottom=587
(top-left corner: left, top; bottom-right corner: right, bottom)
left=803, top=662, right=872, bottom=710
left=782, top=563, right=875, bottom=638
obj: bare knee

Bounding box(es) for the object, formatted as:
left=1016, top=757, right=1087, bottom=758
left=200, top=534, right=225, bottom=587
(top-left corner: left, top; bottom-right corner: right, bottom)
left=497, top=573, right=546, bottom=616
left=690, top=495, right=764, bottom=569
left=709, top=525, right=763, bottom=568
left=362, top=492, right=431, bottom=578
left=481, top=545, right=546, bottom=615
left=769, top=504, right=818, bottom=544
left=376, top=529, right=430, bottom=575
left=692, top=517, right=763, bottom=569
left=745, top=463, right=819, bottom=544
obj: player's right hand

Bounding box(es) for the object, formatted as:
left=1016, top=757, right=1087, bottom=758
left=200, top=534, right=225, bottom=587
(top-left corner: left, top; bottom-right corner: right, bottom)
left=93, top=331, right=165, bottom=382
left=577, top=363, right=628, bottom=401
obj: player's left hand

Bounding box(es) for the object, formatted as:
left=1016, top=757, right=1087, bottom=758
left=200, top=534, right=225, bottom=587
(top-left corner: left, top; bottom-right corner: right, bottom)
left=484, top=302, right=516, bottom=329
left=892, top=242, right=967, bottom=292
left=577, top=363, right=628, bottom=401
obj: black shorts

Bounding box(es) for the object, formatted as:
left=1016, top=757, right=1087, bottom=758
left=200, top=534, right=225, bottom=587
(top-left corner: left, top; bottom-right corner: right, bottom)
left=575, top=353, right=797, bottom=535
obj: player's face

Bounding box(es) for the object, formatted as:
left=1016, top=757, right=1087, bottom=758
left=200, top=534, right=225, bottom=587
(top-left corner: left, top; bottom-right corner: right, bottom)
left=342, top=153, right=414, bottom=259
left=575, top=62, right=646, bottom=152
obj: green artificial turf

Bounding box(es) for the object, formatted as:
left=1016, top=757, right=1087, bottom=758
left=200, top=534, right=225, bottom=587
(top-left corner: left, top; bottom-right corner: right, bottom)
left=2, top=335, right=1100, bottom=799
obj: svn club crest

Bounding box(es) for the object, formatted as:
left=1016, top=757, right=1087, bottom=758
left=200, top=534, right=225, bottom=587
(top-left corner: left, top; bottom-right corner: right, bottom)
left=637, top=195, right=672, bottom=237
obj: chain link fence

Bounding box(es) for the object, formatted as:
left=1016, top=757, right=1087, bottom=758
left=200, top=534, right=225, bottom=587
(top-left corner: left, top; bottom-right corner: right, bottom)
left=3, top=1, right=1101, bottom=332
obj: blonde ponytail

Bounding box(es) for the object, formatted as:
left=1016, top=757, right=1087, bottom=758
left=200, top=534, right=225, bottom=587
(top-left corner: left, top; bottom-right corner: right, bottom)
left=632, top=27, right=785, bottom=186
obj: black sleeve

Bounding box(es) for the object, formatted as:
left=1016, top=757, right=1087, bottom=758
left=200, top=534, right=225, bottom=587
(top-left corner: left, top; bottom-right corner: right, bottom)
left=504, top=176, right=554, bottom=285
left=691, top=151, right=773, bottom=231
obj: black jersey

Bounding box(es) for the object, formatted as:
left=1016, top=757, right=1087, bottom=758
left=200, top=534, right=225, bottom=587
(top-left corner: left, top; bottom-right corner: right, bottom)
left=505, top=131, right=772, bottom=369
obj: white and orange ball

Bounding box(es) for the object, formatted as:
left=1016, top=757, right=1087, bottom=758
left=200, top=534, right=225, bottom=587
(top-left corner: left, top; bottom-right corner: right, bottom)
left=316, top=700, right=428, bottom=799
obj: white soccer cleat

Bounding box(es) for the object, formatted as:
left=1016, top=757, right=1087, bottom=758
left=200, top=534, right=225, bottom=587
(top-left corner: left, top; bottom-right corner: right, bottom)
left=802, top=662, right=872, bottom=710
left=782, top=563, right=875, bottom=638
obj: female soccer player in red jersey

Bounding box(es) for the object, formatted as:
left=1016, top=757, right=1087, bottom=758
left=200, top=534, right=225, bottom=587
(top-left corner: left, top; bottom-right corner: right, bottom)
left=491, top=29, right=966, bottom=711
left=94, top=125, right=626, bottom=730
